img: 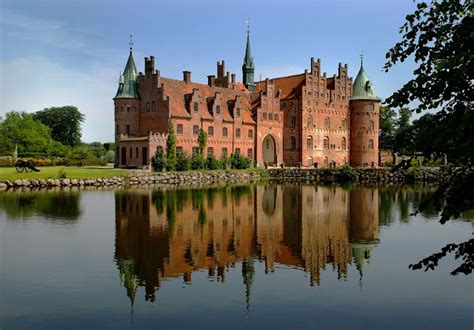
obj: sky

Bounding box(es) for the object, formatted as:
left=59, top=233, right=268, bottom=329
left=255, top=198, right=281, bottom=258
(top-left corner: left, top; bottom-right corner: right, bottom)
left=0, top=0, right=418, bottom=143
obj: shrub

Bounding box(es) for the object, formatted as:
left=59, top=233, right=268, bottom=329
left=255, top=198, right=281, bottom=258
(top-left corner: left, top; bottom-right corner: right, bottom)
left=58, top=168, right=67, bottom=179
left=152, top=149, right=167, bottom=172
left=175, top=152, right=190, bottom=171
left=104, top=150, right=115, bottom=163
left=220, top=155, right=230, bottom=169
left=230, top=153, right=252, bottom=169
left=191, top=154, right=206, bottom=170
left=206, top=154, right=222, bottom=170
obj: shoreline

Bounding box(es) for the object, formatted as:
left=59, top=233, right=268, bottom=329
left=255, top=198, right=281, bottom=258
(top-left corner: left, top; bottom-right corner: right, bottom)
left=0, top=167, right=445, bottom=191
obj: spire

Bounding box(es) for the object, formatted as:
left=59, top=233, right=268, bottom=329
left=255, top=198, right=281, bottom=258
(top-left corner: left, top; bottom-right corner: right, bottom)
left=350, top=54, right=380, bottom=101
left=114, top=36, right=139, bottom=99
left=242, top=18, right=256, bottom=92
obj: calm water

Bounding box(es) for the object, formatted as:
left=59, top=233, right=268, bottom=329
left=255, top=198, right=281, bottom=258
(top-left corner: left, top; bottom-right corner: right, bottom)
left=0, top=184, right=472, bottom=329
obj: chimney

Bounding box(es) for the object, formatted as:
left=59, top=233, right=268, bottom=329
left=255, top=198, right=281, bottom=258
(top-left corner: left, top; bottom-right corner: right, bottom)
left=208, top=75, right=216, bottom=87
left=145, top=56, right=155, bottom=75
left=217, top=60, right=225, bottom=78
left=231, top=74, right=236, bottom=84
left=183, top=71, right=191, bottom=83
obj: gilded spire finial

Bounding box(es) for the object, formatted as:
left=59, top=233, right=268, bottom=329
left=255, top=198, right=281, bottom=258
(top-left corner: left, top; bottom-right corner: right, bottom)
left=129, top=34, right=134, bottom=52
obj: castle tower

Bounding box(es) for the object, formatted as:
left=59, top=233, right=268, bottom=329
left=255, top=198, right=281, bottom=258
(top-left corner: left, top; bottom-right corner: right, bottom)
left=349, top=55, right=380, bottom=167
left=242, top=21, right=256, bottom=92
left=114, top=37, right=141, bottom=166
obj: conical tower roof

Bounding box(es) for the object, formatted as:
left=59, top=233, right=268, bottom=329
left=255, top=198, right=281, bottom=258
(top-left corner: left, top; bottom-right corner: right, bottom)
left=115, top=50, right=139, bottom=99
left=242, top=33, right=254, bottom=70
left=351, top=58, right=379, bottom=101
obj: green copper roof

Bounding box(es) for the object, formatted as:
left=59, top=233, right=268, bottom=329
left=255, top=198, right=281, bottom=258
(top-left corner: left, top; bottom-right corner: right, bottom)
left=351, top=63, right=380, bottom=101
left=243, top=34, right=254, bottom=70
left=351, top=242, right=377, bottom=277
left=115, top=51, right=139, bottom=99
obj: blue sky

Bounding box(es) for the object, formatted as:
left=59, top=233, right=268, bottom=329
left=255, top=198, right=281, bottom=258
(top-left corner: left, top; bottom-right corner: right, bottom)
left=0, top=0, right=417, bottom=142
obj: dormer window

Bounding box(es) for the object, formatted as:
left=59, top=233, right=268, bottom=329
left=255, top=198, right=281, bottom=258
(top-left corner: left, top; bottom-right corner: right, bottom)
left=194, top=102, right=199, bottom=112
left=236, top=108, right=241, bottom=117
left=216, top=105, right=221, bottom=114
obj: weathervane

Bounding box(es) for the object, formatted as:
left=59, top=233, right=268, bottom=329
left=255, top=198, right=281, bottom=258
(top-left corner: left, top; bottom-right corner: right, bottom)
left=246, top=18, right=250, bottom=35
left=360, top=50, right=364, bottom=66
left=129, top=34, right=134, bottom=52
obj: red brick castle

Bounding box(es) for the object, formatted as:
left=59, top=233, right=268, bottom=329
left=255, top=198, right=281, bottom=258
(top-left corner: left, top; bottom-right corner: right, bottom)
left=114, top=32, right=380, bottom=168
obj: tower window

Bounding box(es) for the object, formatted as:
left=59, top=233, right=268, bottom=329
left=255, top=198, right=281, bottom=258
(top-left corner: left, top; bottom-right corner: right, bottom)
left=368, top=139, right=374, bottom=149
left=342, top=119, right=347, bottom=129
left=307, top=115, right=313, bottom=128
left=368, top=120, right=375, bottom=131
left=290, top=136, right=296, bottom=150
left=194, top=102, right=199, bottom=112
left=216, top=105, right=221, bottom=114
left=368, top=104, right=375, bottom=111
left=236, top=108, right=241, bottom=117
left=126, top=125, right=130, bottom=134
left=342, top=137, right=346, bottom=150
left=307, top=136, right=313, bottom=149
left=290, top=115, right=296, bottom=128
left=324, top=117, right=330, bottom=129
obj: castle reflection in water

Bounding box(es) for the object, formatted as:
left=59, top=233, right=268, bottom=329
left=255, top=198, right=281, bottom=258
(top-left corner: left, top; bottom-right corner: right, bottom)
left=115, top=184, right=379, bottom=304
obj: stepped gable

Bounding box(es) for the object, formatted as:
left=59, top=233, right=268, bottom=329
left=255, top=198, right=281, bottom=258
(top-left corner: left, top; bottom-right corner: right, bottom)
left=160, top=77, right=255, bottom=124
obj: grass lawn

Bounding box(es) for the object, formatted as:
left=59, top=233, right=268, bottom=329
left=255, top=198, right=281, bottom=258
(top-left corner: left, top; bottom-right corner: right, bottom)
left=0, top=166, right=129, bottom=181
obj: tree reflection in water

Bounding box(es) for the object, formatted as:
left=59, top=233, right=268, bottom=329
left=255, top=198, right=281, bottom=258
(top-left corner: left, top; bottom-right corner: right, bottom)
left=0, top=189, right=81, bottom=221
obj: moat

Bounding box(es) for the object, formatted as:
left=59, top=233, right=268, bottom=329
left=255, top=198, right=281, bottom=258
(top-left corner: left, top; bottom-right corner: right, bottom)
left=0, top=184, right=471, bottom=329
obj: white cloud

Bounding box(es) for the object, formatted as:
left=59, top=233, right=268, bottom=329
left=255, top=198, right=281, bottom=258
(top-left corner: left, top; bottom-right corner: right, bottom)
left=0, top=57, right=117, bottom=142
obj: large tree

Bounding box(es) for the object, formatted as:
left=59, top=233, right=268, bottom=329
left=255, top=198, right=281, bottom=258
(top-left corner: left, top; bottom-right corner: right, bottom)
left=384, top=0, right=473, bottom=274
left=0, top=111, right=52, bottom=155
left=33, top=106, right=85, bottom=146
left=379, top=106, right=397, bottom=150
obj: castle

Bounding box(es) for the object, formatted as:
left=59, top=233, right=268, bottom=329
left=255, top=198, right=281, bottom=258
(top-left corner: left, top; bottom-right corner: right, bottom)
left=114, top=31, right=380, bottom=168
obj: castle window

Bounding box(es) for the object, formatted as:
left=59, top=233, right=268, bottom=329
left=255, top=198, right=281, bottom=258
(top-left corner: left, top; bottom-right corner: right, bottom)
left=223, top=127, right=228, bottom=137
left=269, top=113, right=273, bottom=121
left=324, top=157, right=329, bottom=167
left=222, top=148, right=228, bottom=157
left=342, top=119, right=347, bottom=129
left=192, top=147, right=199, bottom=156
left=194, top=102, right=199, bottom=112
left=116, top=125, right=119, bottom=134
left=368, top=104, right=375, bottom=111
left=136, top=147, right=139, bottom=158
left=235, top=148, right=241, bottom=154
left=368, top=120, right=375, bottom=131
left=193, top=125, right=199, bottom=135
left=236, top=108, right=241, bottom=117
left=368, top=139, right=374, bottom=149
left=152, top=101, right=156, bottom=111
left=216, top=105, right=221, bottom=114
left=290, top=136, right=296, bottom=150
left=146, top=103, right=150, bottom=112
left=176, top=146, right=183, bottom=154
left=176, top=124, right=183, bottom=135
left=133, top=106, right=137, bottom=112
left=248, top=129, right=253, bottom=139
left=263, top=112, right=267, bottom=120
left=121, top=106, right=124, bottom=112
left=127, top=106, right=130, bottom=113
left=323, top=136, right=329, bottom=149
left=307, top=136, right=313, bottom=149
left=307, top=115, right=313, bottom=128
left=207, top=147, right=214, bottom=155
left=126, top=125, right=130, bottom=134
left=208, top=126, right=214, bottom=136
left=324, top=117, right=330, bottom=129
left=156, top=146, right=163, bottom=152
left=290, top=115, right=296, bottom=128
left=129, top=147, right=132, bottom=158
left=342, top=137, right=346, bottom=150
left=236, top=128, right=241, bottom=139
left=247, top=149, right=253, bottom=158
left=274, top=114, right=279, bottom=121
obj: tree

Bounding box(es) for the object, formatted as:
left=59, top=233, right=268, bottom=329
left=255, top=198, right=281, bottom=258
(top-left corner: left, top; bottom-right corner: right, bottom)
left=393, top=107, right=415, bottom=155
left=0, top=111, right=52, bottom=156
left=384, top=0, right=473, bottom=274
left=151, top=148, right=166, bottom=172
left=379, top=106, right=397, bottom=150
left=198, top=129, right=207, bottom=155
left=33, top=106, right=85, bottom=146
left=175, top=152, right=190, bottom=171
left=166, top=121, right=176, bottom=171
left=384, top=0, right=473, bottom=163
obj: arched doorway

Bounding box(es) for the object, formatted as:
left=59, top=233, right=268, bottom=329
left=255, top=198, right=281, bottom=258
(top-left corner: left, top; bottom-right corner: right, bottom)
left=262, top=135, right=276, bottom=165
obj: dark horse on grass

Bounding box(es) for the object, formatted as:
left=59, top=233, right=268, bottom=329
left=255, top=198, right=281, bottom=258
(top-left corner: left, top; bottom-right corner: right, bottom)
left=15, top=159, right=40, bottom=173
